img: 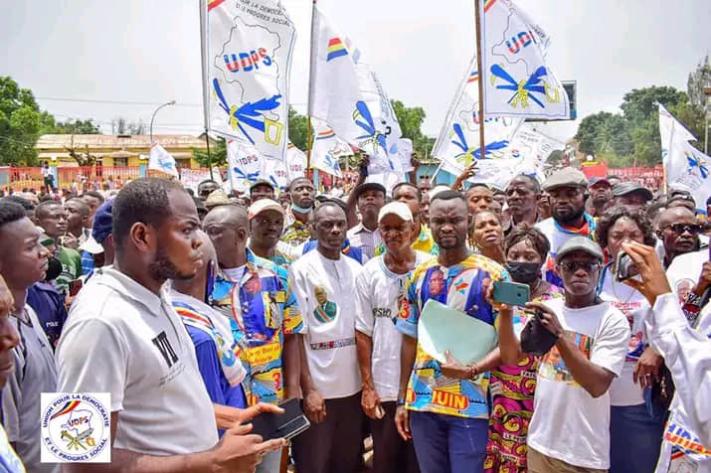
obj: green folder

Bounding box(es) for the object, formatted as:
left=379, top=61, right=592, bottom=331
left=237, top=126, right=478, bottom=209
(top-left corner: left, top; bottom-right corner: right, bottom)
left=418, top=299, right=498, bottom=365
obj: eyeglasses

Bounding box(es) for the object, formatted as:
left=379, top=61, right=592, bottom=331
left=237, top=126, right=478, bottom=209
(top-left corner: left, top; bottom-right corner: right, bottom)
left=559, top=261, right=601, bottom=273
left=665, top=223, right=702, bottom=235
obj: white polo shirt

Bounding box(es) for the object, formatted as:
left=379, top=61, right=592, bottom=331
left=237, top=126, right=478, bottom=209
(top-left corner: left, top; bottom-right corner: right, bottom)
left=354, top=252, right=430, bottom=402
left=289, top=250, right=362, bottom=399
left=57, top=267, right=218, bottom=456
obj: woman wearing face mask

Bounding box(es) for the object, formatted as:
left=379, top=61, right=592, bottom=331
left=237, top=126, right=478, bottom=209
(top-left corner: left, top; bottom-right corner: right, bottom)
left=470, top=210, right=506, bottom=264
left=595, top=206, right=666, bottom=473
left=485, top=225, right=562, bottom=473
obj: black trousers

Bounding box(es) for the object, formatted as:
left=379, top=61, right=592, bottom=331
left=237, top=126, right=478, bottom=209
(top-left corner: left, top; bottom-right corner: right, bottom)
left=370, top=401, right=420, bottom=473
left=293, top=392, right=363, bottom=473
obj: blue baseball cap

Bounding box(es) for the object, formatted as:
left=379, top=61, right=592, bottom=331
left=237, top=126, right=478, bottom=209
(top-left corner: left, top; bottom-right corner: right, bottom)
left=92, top=199, right=114, bottom=244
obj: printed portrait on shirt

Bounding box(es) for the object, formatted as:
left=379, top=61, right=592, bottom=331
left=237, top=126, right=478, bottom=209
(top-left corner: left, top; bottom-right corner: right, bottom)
left=313, top=286, right=337, bottom=323
left=675, top=278, right=695, bottom=307
left=538, top=331, right=592, bottom=386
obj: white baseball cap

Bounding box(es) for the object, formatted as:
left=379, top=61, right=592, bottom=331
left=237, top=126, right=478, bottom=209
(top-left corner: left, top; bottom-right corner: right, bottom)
left=378, top=202, right=413, bottom=224
left=248, top=198, right=284, bottom=220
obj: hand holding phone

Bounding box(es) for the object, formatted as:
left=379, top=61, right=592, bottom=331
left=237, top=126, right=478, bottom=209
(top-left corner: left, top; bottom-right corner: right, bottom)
left=615, top=251, right=639, bottom=282
left=250, top=398, right=310, bottom=441
left=492, top=281, right=531, bottom=307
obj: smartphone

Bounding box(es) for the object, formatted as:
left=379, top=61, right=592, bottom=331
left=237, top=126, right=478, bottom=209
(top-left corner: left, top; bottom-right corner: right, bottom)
left=68, top=279, right=84, bottom=297
left=250, top=398, right=311, bottom=441
left=492, top=281, right=530, bottom=306
left=615, top=251, right=638, bottom=282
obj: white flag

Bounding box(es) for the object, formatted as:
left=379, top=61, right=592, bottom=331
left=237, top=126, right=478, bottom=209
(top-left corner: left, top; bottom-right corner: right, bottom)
left=285, top=143, right=307, bottom=181
left=311, top=120, right=352, bottom=178
left=148, top=144, right=178, bottom=178
left=226, top=140, right=262, bottom=192
left=397, top=138, right=414, bottom=173
left=261, top=158, right=289, bottom=189
left=481, top=0, right=569, bottom=119
left=659, top=103, right=697, bottom=167
left=204, top=0, right=295, bottom=160
left=660, top=107, right=710, bottom=213
left=433, top=54, right=522, bottom=178
left=310, top=5, right=402, bottom=176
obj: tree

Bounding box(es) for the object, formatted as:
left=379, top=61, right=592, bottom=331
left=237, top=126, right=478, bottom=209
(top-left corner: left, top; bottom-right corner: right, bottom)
left=288, top=107, right=309, bottom=151
left=687, top=55, right=711, bottom=110
left=111, top=117, right=146, bottom=135
left=192, top=136, right=227, bottom=168
left=391, top=99, right=435, bottom=161
left=0, top=76, right=55, bottom=165
left=54, top=119, right=100, bottom=134
left=574, top=85, right=705, bottom=167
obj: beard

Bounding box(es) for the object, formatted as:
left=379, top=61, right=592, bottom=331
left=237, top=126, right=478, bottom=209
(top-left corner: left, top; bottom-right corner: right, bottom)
left=553, top=205, right=585, bottom=225
left=148, top=247, right=194, bottom=281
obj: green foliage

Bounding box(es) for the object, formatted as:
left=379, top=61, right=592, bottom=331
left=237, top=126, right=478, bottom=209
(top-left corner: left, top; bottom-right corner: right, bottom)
left=0, top=76, right=46, bottom=165
left=687, top=55, right=711, bottom=110
left=575, top=82, right=706, bottom=167
left=391, top=99, right=434, bottom=161
left=288, top=107, right=310, bottom=151
left=53, top=119, right=101, bottom=134
left=192, top=136, right=227, bottom=168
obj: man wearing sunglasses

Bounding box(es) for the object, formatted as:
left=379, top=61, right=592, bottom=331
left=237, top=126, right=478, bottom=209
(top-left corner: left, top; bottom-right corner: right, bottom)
left=656, top=207, right=701, bottom=269
left=498, top=236, right=629, bottom=472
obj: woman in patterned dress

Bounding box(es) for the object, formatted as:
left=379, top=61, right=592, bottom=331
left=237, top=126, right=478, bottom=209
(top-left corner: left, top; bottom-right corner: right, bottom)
left=485, top=225, right=562, bottom=473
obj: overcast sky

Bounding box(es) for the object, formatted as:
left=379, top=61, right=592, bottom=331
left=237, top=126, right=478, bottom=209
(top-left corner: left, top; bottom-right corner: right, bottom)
left=1, top=0, right=709, bottom=143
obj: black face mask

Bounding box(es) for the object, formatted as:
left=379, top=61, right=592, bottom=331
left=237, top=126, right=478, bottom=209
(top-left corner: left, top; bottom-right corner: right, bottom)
left=506, top=261, right=540, bottom=284
left=45, top=256, right=63, bottom=282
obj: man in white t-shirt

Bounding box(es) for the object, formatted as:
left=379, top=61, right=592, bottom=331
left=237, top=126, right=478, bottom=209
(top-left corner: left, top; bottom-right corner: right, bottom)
left=535, top=168, right=596, bottom=287
left=499, top=236, right=629, bottom=472
left=355, top=202, right=428, bottom=473
left=289, top=201, right=363, bottom=473
left=57, top=178, right=285, bottom=473
left=0, top=201, right=57, bottom=473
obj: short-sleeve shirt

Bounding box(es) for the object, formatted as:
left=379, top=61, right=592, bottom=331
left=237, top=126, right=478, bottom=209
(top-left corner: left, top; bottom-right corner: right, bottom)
left=354, top=252, right=431, bottom=402
left=54, top=246, right=82, bottom=295
left=527, top=298, right=630, bottom=470
left=395, top=254, right=509, bottom=419
left=2, top=306, right=57, bottom=473
left=57, top=267, right=219, bottom=456
left=211, top=249, right=304, bottom=406
left=289, top=250, right=363, bottom=399
left=535, top=216, right=596, bottom=287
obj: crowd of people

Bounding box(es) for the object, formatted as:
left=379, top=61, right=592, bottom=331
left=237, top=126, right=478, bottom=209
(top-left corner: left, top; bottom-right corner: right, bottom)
left=0, top=160, right=709, bottom=473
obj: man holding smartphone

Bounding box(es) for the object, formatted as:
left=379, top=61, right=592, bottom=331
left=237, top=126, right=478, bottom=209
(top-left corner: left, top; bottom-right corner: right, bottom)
left=498, top=236, right=630, bottom=472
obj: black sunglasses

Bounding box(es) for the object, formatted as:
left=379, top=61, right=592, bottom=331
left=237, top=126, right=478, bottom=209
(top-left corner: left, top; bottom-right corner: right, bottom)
left=560, top=261, right=601, bottom=273
left=666, top=223, right=702, bottom=235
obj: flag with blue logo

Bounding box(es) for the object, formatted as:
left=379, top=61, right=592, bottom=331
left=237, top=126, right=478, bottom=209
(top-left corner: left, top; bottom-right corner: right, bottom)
left=285, top=143, right=307, bottom=181
left=204, top=0, right=295, bottom=161
left=480, top=0, right=570, bottom=119
left=227, top=140, right=262, bottom=192
left=148, top=144, right=179, bottom=178
left=660, top=105, right=710, bottom=213
left=433, top=53, right=522, bottom=180
left=309, top=5, right=402, bottom=178
left=310, top=119, right=352, bottom=178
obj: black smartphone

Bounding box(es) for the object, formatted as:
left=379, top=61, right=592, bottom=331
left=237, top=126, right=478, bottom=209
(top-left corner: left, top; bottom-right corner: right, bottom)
left=615, top=251, right=638, bottom=282
left=250, top=398, right=311, bottom=441
left=68, top=279, right=84, bottom=297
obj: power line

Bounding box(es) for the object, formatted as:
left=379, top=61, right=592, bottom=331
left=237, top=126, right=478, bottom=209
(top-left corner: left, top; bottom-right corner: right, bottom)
left=37, top=96, right=202, bottom=107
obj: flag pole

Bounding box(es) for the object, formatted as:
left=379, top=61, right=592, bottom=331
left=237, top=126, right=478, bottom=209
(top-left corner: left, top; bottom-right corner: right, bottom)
left=306, top=0, right=317, bottom=184
left=199, top=0, right=214, bottom=180
left=474, top=0, right=486, bottom=163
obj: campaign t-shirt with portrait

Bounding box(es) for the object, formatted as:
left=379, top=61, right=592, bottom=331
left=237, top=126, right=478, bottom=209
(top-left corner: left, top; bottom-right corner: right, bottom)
left=598, top=265, right=650, bottom=406
left=289, top=250, right=362, bottom=399
left=354, top=252, right=431, bottom=402
left=527, top=298, right=630, bottom=470
left=211, top=249, right=304, bottom=406
left=396, top=254, right=509, bottom=419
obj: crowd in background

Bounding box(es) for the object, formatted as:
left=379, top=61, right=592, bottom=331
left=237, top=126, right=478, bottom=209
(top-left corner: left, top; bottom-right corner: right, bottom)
left=0, top=159, right=709, bottom=473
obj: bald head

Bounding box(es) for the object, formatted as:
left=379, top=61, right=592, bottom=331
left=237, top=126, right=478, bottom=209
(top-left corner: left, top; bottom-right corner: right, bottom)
left=202, top=204, right=249, bottom=268
left=657, top=206, right=696, bottom=230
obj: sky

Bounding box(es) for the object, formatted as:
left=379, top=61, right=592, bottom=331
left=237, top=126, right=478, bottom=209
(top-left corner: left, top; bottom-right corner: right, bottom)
left=1, top=0, right=709, bottom=145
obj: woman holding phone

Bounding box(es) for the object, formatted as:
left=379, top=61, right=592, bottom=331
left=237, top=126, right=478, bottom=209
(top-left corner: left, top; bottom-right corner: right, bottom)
left=595, top=206, right=666, bottom=473
left=485, top=225, right=562, bottom=473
